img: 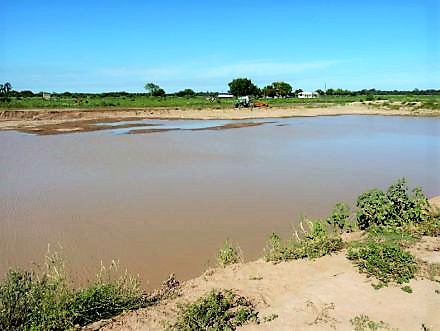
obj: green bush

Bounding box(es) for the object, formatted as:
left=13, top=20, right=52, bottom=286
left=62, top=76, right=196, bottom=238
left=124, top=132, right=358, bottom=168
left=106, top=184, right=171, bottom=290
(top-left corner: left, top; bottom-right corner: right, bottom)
left=356, top=178, right=430, bottom=229
left=347, top=241, right=417, bottom=285
left=0, top=254, right=150, bottom=330
left=172, top=290, right=258, bottom=330
left=217, top=240, right=242, bottom=267
left=70, top=263, right=148, bottom=326
left=326, top=202, right=356, bottom=232
left=265, top=220, right=344, bottom=262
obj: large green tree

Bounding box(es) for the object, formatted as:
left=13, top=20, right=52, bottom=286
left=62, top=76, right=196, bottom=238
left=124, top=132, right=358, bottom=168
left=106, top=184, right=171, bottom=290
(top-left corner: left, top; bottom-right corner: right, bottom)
left=144, top=83, right=166, bottom=97
left=263, top=81, right=292, bottom=97
left=228, top=78, right=259, bottom=97
left=271, top=81, right=292, bottom=97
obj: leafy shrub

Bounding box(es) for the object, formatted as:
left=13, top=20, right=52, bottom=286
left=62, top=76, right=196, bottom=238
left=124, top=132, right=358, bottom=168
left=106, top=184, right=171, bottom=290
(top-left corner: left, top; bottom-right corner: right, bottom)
left=347, top=241, right=417, bottom=285
left=265, top=220, right=344, bottom=262
left=326, top=202, right=357, bottom=232
left=356, top=178, right=430, bottom=229
left=217, top=240, right=242, bottom=267
left=0, top=253, right=74, bottom=330
left=0, top=254, right=150, bottom=330
left=70, top=261, right=148, bottom=326
left=173, top=290, right=258, bottom=330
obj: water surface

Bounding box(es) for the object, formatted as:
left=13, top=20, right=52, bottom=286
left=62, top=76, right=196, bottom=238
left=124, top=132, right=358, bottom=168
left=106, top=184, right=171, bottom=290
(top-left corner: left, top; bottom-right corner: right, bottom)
left=0, top=116, right=439, bottom=288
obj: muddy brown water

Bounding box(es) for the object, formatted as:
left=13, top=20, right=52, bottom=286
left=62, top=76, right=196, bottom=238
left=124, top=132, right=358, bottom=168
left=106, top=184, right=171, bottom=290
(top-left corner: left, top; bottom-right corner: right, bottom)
left=0, top=115, right=439, bottom=288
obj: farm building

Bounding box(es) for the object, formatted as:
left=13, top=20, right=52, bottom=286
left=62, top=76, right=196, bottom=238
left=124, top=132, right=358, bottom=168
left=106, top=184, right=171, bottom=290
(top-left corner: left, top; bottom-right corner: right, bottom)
left=217, top=93, right=234, bottom=99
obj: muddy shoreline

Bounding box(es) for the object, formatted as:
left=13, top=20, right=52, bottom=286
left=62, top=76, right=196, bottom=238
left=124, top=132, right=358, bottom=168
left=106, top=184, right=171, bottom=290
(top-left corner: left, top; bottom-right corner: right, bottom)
left=1, top=103, right=439, bottom=135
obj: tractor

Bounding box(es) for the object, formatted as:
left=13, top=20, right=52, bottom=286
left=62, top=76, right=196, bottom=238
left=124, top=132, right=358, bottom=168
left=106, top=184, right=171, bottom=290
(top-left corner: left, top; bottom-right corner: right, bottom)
left=234, top=96, right=269, bottom=109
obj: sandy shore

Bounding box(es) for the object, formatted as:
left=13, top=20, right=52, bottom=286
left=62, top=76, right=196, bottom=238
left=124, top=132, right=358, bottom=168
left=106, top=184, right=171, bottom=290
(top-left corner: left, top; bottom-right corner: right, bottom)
left=1, top=103, right=439, bottom=135
left=83, top=198, right=440, bottom=330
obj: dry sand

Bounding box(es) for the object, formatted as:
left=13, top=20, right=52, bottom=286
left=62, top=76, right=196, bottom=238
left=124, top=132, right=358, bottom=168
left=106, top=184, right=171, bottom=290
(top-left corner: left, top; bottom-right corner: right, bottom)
left=83, top=198, right=440, bottom=330
left=1, top=102, right=439, bottom=135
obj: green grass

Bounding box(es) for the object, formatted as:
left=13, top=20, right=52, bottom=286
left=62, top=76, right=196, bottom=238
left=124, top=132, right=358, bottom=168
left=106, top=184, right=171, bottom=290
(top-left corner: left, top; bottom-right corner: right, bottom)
left=0, top=253, right=151, bottom=330
left=1, top=94, right=440, bottom=110
left=172, top=290, right=258, bottom=330
left=264, top=219, right=344, bottom=262
left=217, top=239, right=242, bottom=267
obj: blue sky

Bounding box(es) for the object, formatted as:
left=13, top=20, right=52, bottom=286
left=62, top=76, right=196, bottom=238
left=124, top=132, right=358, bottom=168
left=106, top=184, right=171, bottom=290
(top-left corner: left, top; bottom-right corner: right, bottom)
left=1, top=0, right=439, bottom=93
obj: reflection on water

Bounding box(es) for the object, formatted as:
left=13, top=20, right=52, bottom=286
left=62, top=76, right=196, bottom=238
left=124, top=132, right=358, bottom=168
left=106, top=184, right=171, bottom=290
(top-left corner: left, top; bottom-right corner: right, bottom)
left=0, top=115, right=439, bottom=288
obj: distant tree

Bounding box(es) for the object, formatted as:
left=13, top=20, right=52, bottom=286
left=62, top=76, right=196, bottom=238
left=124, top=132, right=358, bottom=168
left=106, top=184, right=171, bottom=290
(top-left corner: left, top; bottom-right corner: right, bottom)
left=271, top=81, right=292, bottom=97
left=0, top=82, right=12, bottom=101
left=175, top=88, right=196, bottom=97
left=262, top=85, right=276, bottom=98
left=228, top=78, right=259, bottom=97
left=315, top=89, right=325, bottom=96
left=144, top=83, right=166, bottom=97
left=325, top=88, right=334, bottom=96
left=294, top=89, right=303, bottom=96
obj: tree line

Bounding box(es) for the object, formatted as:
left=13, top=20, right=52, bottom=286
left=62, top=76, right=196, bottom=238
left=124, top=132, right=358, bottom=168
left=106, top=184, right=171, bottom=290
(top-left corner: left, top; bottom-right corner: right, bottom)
left=2, top=80, right=440, bottom=100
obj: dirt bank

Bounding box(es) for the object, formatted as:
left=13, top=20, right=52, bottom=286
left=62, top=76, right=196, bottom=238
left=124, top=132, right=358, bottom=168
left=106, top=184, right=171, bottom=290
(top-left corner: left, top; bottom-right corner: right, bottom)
left=1, top=103, right=439, bottom=135
left=84, top=198, right=440, bottom=330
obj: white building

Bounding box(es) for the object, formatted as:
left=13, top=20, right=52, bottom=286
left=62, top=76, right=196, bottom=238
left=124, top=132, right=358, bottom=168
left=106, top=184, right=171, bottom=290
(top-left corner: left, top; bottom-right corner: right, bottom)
left=217, top=93, right=234, bottom=99
left=298, top=91, right=318, bottom=99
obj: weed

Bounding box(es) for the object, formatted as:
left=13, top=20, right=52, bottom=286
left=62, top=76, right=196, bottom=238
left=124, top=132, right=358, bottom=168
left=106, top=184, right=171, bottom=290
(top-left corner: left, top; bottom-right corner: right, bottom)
left=347, top=241, right=417, bottom=285
left=350, top=314, right=396, bottom=330
left=0, top=253, right=150, bottom=330
left=172, top=290, right=258, bottom=330
left=326, top=202, right=357, bottom=233
left=262, top=313, right=278, bottom=322
left=264, top=220, right=344, bottom=262
left=217, top=239, right=242, bottom=267
left=401, top=285, right=413, bottom=293
left=305, top=301, right=339, bottom=328
left=366, top=225, right=418, bottom=248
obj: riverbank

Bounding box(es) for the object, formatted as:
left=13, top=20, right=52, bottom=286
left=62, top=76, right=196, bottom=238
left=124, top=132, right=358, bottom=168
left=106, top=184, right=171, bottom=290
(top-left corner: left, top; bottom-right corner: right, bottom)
left=1, top=102, right=440, bottom=135
left=86, top=197, right=440, bottom=330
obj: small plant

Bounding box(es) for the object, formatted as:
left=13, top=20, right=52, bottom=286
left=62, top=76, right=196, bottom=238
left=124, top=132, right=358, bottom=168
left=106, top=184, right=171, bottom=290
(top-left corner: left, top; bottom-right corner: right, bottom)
left=70, top=260, right=148, bottom=326
left=217, top=239, right=242, bottom=267
left=326, top=202, right=356, bottom=232
left=172, top=290, right=258, bottom=330
left=347, top=241, right=417, bottom=285
left=350, top=314, right=395, bottom=330
left=401, top=285, right=413, bottom=293
left=262, top=313, right=278, bottom=322
left=265, top=220, right=344, bottom=262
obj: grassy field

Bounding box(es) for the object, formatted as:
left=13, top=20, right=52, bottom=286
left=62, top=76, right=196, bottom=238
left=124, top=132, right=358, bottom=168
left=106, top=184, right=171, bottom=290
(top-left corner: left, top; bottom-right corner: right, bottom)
left=1, top=94, right=440, bottom=110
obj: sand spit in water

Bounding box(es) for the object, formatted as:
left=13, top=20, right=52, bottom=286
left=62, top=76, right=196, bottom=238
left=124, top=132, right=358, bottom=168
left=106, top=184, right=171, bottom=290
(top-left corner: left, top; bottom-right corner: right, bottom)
left=1, top=103, right=439, bottom=135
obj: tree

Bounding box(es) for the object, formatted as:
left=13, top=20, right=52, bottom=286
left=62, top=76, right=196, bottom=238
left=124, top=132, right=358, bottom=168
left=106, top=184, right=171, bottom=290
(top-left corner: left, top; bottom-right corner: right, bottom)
left=271, top=81, right=292, bottom=97
left=0, top=82, right=12, bottom=101
left=262, top=85, right=276, bottom=98
left=228, top=78, right=259, bottom=97
left=294, top=89, right=303, bottom=96
left=144, top=83, right=166, bottom=97
left=315, top=89, right=325, bottom=96
left=175, top=88, right=196, bottom=97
